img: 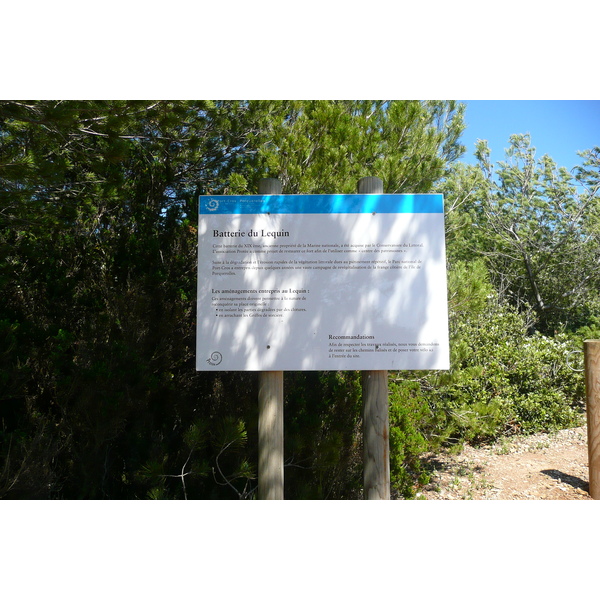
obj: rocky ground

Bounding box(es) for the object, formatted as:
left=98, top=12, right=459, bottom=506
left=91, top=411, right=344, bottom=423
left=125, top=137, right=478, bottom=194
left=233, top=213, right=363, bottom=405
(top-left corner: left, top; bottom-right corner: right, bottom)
left=418, top=425, right=592, bottom=500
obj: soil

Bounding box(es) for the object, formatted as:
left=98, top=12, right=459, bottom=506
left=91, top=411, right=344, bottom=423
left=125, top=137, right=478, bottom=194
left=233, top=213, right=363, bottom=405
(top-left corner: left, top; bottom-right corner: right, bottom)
left=418, top=425, right=592, bottom=500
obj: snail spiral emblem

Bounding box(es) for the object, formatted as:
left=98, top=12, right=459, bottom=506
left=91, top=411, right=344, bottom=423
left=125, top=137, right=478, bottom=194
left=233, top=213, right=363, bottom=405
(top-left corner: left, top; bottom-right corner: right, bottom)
left=206, top=198, right=220, bottom=212
left=207, top=351, right=223, bottom=366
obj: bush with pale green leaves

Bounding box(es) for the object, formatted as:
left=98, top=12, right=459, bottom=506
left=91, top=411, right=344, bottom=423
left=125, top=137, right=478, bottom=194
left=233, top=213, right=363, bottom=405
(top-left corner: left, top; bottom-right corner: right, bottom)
left=388, top=260, right=586, bottom=497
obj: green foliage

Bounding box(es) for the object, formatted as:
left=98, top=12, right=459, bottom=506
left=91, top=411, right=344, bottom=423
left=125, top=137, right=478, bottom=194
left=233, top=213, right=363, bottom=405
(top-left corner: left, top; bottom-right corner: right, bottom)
left=436, top=261, right=584, bottom=439
left=573, top=316, right=600, bottom=343
left=386, top=259, right=586, bottom=497
left=0, top=100, right=266, bottom=498
left=284, top=370, right=363, bottom=499
left=248, top=100, right=466, bottom=194
left=388, top=380, right=432, bottom=498
left=443, top=135, right=600, bottom=334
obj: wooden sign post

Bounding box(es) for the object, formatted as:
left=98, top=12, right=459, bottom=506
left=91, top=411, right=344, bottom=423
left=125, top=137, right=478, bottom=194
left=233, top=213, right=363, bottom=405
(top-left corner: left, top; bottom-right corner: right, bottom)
left=357, top=177, right=390, bottom=500
left=584, top=339, right=600, bottom=499
left=257, top=178, right=284, bottom=500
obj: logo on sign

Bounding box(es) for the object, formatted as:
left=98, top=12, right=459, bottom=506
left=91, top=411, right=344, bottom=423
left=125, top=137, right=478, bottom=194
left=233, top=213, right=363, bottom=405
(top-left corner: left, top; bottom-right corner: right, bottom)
left=206, top=198, right=220, bottom=212
left=206, top=351, right=223, bottom=366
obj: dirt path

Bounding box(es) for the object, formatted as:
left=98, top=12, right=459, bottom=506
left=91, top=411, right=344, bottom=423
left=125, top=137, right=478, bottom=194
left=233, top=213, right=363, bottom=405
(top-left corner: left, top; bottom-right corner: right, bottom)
left=418, top=425, right=592, bottom=500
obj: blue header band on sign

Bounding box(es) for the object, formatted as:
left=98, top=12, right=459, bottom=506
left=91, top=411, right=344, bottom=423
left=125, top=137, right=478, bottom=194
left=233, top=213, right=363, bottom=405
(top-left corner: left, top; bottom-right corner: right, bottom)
left=200, top=194, right=444, bottom=215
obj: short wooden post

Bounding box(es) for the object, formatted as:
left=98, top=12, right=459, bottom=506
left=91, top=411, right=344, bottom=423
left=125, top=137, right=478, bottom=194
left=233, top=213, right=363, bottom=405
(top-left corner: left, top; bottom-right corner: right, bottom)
left=357, top=176, right=390, bottom=500
left=257, top=178, right=284, bottom=500
left=584, top=339, right=600, bottom=499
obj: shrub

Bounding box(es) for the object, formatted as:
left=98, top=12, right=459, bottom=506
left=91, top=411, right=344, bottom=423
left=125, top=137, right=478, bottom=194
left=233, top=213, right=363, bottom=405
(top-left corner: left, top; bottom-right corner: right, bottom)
left=387, top=260, right=586, bottom=497
left=388, top=379, right=432, bottom=498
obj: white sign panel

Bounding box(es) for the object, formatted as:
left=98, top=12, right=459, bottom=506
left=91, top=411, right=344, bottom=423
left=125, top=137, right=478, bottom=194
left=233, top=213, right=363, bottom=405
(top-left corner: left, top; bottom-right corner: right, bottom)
left=196, top=194, right=449, bottom=371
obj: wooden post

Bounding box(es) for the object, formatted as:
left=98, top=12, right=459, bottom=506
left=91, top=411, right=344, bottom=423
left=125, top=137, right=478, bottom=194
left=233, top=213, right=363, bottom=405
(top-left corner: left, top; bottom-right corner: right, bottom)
left=257, top=178, right=284, bottom=500
left=357, top=176, right=390, bottom=500
left=258, top=371, right=284, bottom=500
left=584, top=340, right=600, bottom=499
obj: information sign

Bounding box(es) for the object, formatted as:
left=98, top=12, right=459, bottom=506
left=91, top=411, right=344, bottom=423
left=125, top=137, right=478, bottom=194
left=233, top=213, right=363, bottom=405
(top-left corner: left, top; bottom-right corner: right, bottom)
left=196, top=194, right=450, bottom=371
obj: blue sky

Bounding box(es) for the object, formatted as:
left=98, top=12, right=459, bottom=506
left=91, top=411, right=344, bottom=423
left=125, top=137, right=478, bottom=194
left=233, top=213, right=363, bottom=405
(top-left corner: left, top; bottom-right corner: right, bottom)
left=458, top=101, right=600, bottom=173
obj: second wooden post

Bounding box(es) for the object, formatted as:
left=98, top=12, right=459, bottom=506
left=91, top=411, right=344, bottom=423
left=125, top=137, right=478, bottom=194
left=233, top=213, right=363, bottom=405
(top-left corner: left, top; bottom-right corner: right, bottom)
left=358, top=176, right=391, bottom=500
left=257, top=178, right=285, bottom=500
left=585, top=339, right=600, bottom=499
